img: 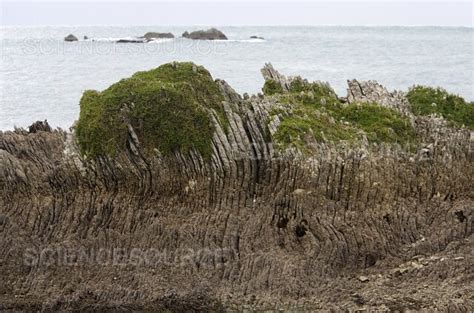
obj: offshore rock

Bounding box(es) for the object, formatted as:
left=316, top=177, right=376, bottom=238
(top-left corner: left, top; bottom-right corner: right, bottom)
left=141, top=32, right=175, bottom=40
left=182, top=28, right=228, bottom=40
left=116, top=38, right=148, bottom=43
left=64, top=34, right=78, bottom=42
left=0, top=62, right=472, bottom=311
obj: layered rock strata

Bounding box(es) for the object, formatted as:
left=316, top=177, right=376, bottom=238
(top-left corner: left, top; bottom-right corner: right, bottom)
left=0, top=63, right=472, bottom=312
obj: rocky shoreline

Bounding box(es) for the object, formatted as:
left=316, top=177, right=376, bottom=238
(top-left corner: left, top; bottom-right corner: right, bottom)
left=0, top=63, right=472, bottom=311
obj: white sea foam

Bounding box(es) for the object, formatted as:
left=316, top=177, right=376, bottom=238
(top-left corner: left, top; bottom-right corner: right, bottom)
left=81, top=37, right=174, bottom=43
left=88, top=37, right=135, bottom=42
left=147, top=38, right=174, bottom=44
left=212, top=39, right=266, bottom=43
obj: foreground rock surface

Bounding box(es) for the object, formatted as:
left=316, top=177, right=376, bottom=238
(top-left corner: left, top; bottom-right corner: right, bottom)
left=182, top=28, right=228, bottom=40
left=0, top=63, right=472, bottom=311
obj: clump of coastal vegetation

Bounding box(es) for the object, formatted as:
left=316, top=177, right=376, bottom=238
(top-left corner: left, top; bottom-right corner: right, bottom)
left=337, top=103, right=416, bottom=144
left=264, top=78, right=416, bottom=150
left=406, top=86, right=474, bottom=130
left=76, top=62, right=225, bottom=158
left=262, top=79, right=284, bottom=95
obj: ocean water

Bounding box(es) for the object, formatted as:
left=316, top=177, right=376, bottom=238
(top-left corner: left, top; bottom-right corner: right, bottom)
left=0, top=26, right=473, bottom=130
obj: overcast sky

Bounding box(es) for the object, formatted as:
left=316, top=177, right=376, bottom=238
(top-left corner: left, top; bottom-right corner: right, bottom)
left=1, top=0, right=472, bottom=26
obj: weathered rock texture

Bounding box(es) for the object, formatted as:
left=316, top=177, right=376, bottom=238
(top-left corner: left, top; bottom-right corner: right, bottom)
left=346, top=79, right=413, bottom=116
left=0, top=64, right=473, bottom=312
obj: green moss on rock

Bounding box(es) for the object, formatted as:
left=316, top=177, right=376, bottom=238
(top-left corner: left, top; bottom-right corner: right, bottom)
left=407, top=86, right=474, bottom=130
left=271, top=85, right=416, bottom=150
left=262, top=79, right=284, bottom=95
left=76, top=62, right=225, bottom=158
left=337, top=103, right=416, bottom=144
left=273, top=106, right=359, bottom=151
left=262, top=77, right=339, bottom=106
left=288, top=78, right=339, bottom=104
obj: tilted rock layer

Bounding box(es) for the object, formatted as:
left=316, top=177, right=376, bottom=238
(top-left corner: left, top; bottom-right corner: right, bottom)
left=0, top=63, right=473, bottom=312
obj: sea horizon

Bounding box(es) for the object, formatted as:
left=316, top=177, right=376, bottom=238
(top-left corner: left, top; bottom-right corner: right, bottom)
left=2, top=24, right=473, bottom=28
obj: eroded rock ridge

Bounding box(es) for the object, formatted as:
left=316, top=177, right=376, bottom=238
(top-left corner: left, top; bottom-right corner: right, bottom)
left=0, top=63, right=472, bottom=311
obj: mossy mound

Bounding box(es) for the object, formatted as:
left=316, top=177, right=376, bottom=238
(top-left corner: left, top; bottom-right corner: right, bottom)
left=407, top=86, right=474, bottom=130
left=262, top=77, right=338, bottom=103
left=336, top=103, right=416, bottom=144
left=76, top=62, right=225, bottom=158
left=263, top=77, right=340, bottom=105
left=267, top=78, right=416, bottom=150
left=287, top=78, right=339, bottom=105
left=262, top=79, right=284, bottom=95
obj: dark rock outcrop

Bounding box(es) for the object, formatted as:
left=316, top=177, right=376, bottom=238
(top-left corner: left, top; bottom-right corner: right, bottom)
left=141, top=32, right=175, bottom=40
left=0, top=63, right=472, bottom=311
left=64, top=34, right=78, bottom=42
left=182, top=28, right=227, bottom=40
left=116, top=33, right=174, bottom=43
left=28, top=120, right=51, bottom=133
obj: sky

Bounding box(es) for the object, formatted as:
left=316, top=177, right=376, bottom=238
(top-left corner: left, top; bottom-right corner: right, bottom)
left=0, top=0, right=472, bottom=26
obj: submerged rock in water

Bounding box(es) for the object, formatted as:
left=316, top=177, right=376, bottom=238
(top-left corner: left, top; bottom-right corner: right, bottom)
left=116, top=38, right=147, bottom=43
left=64, top=34, right=78, bottom=42
left=1, top=62, right=472, bottom=312
left=182, top=28, right=227, bottom=40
